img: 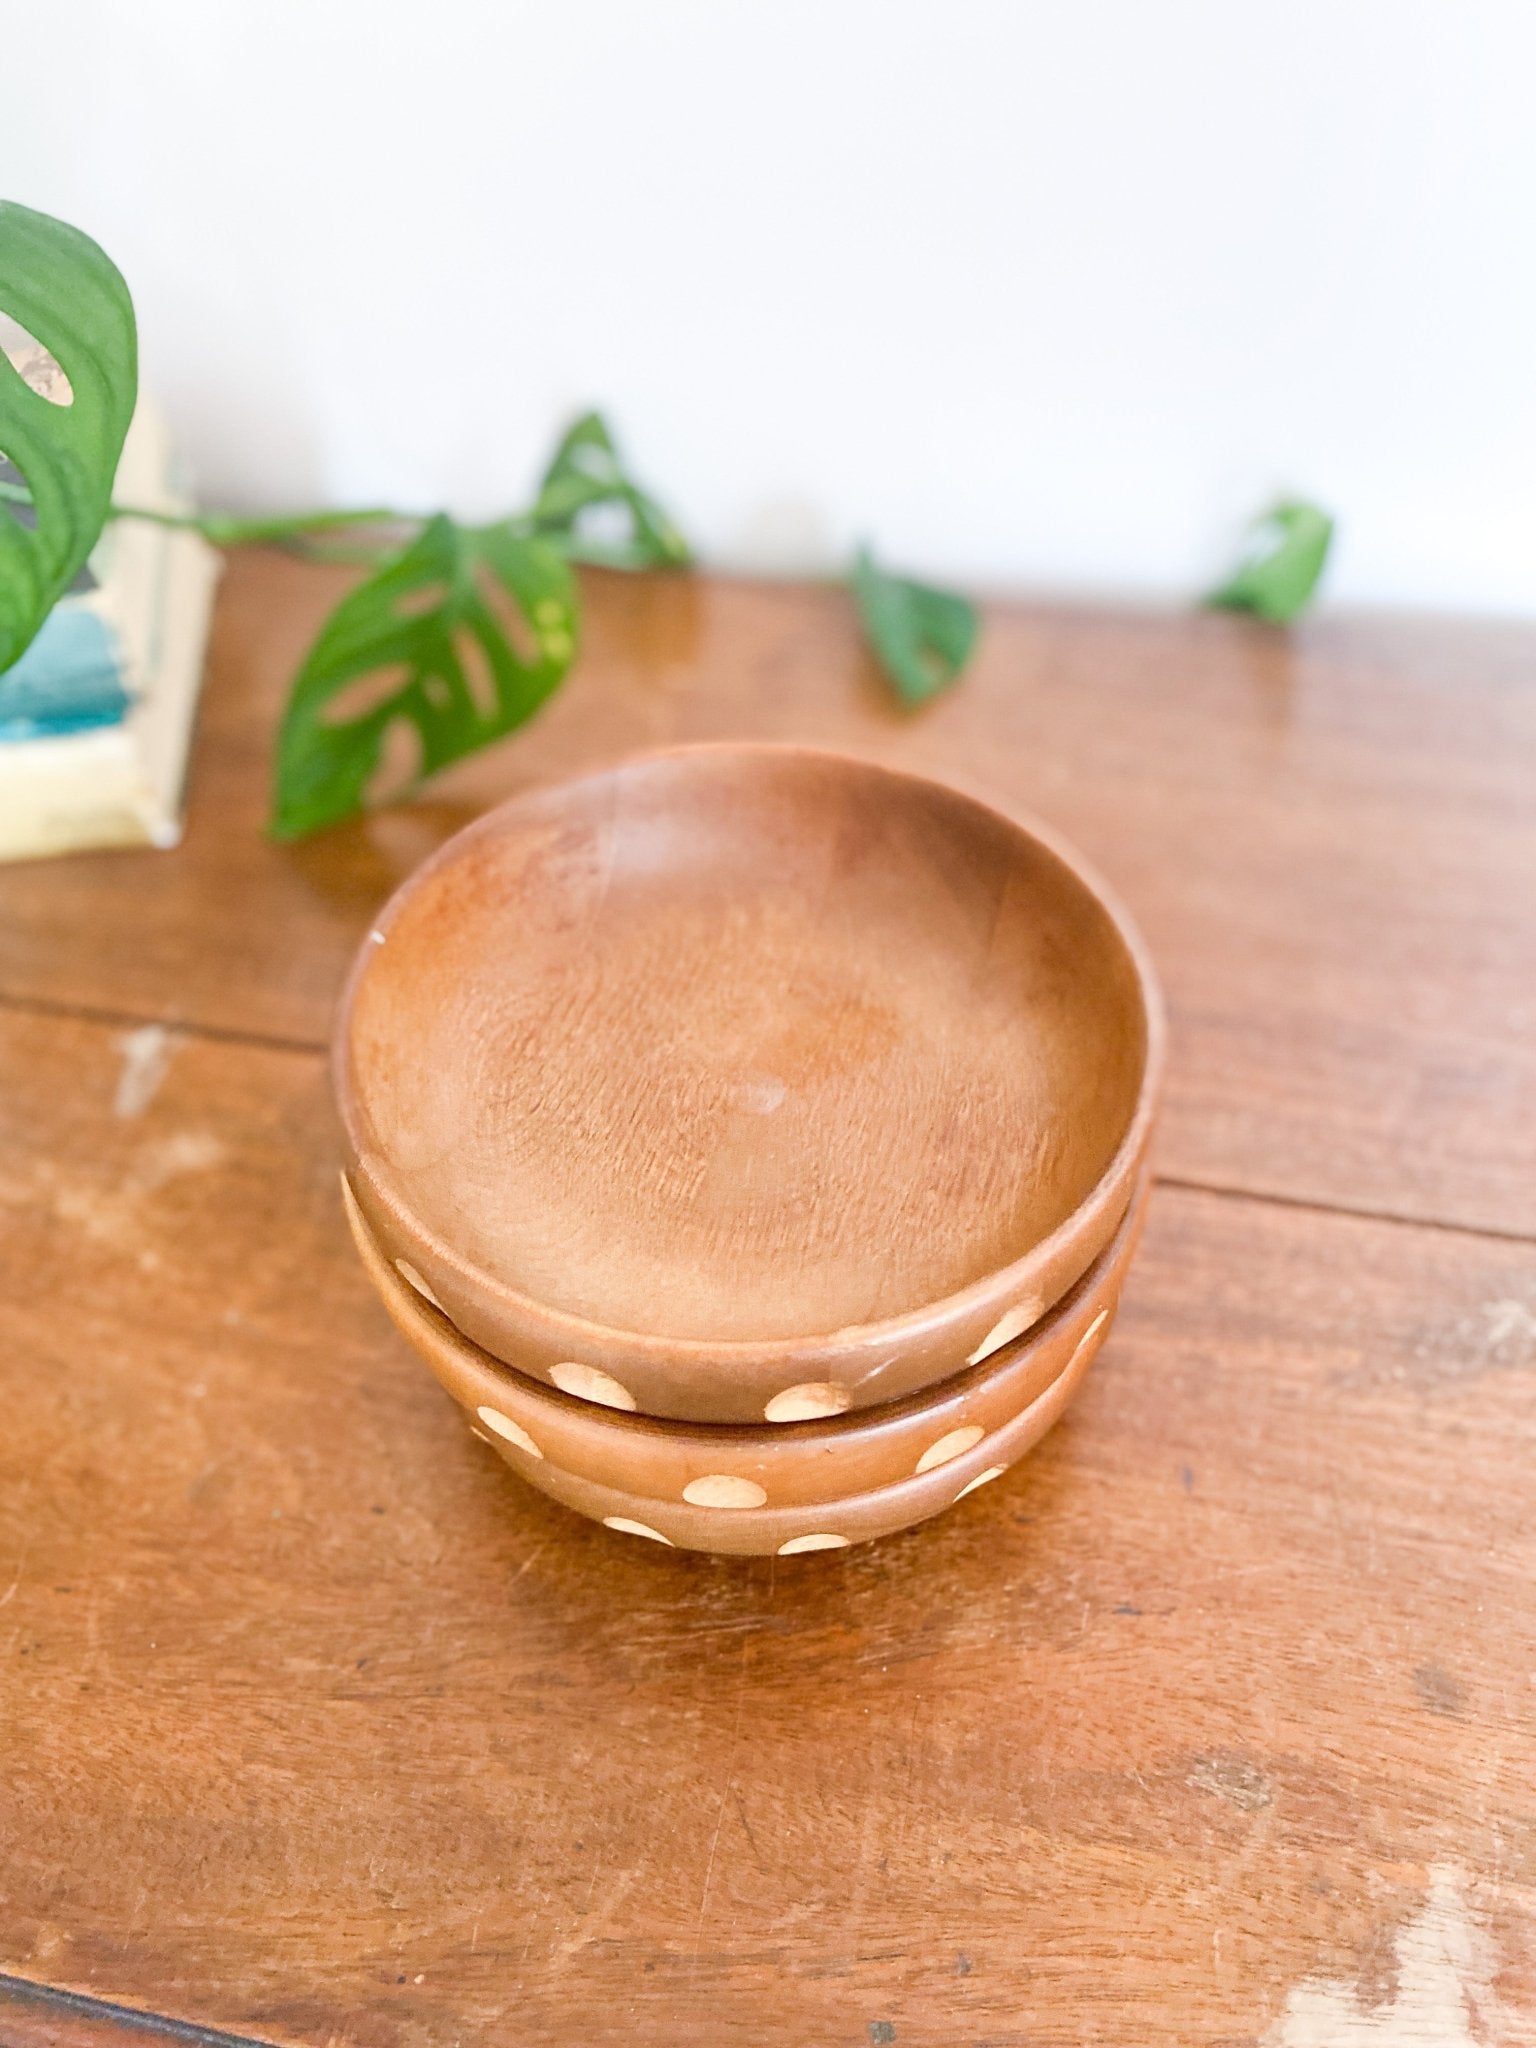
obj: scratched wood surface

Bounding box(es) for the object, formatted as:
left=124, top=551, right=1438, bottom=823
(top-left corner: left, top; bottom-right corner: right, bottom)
left=0, top=562, right=1534, bottom=2047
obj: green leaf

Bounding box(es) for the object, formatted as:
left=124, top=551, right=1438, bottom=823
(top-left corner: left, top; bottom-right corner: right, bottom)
left=0, top=200, right=137, bottom=671
left=852, top=544, right=978, bottom=706
left=1207, top=498, right=1334, bottom=624
left=530, top=411, right=690, bottom=571
left=271, top=514, right=578, bottom=839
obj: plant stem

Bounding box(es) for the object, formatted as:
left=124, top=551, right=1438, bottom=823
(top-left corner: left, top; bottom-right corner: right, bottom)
left=111, top=501, right=417, bottom=546
left=0, top=476, right=416, bottom=549
left=280, top=533, right=407, bottom=567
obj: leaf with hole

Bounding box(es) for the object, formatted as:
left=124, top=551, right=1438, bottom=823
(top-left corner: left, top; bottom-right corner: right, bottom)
left=530, top=411, right=690, bottom=571
left=852, top=544, right=978, bottom=706
left=0, top=200, right=137, bottom=671
left=1207, top=498, right=1334, bottom=624
left=271, top=514, right=578, bottom=839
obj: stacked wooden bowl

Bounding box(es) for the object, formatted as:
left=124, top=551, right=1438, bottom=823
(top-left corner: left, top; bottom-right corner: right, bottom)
left=335, top=744, right=1164, bottom=1556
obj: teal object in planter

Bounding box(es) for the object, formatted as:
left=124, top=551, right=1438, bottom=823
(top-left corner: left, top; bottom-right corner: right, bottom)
left=0, top=605, right=129, bottom=738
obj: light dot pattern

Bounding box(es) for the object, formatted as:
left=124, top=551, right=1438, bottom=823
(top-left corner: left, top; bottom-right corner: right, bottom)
left=955, top=1465, right=1008, bottom=1501
left=915, top=1423, right=986, bottom=1474
left=396, top=1258, right=445, bottom=1311
left=778, top=1533, right=851, bottom=1554
left=968, top=1298, right=1044, bottom=1366
left=550, top=1362, right=638, bottom=1411
left=1070, top=1307, right=1111, bottom=1365
left=764, top=1382, right=851, bottom=1423
left=682, top=1474, right=769, bottom=1509
left=603, top=1516, right=673, bottom=1545
left=475, top=1406, right=543, bottom=1458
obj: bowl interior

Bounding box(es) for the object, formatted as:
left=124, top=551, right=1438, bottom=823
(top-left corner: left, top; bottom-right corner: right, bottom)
left=342, top=748, right=1149, bottom=1343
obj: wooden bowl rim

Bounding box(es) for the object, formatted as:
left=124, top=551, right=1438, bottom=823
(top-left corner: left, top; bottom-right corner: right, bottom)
left=335, top=741, right=1166, bottom=1363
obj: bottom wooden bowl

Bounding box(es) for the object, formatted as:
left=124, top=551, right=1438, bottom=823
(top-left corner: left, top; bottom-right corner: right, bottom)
left=477, top=1297, right=1116, bottom=1555
left=344, top=1174, right=1147, bottom=1508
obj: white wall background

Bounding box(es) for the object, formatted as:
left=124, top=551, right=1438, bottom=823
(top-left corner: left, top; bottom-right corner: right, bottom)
left=4, top=0, right=1534, bottom=612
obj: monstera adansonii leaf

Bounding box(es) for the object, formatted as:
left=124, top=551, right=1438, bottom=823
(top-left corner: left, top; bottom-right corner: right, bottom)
left=0, top=200, right=137, bottom=671
left=1208, top=499, right=1335, bottom=624
left=853, top=543, right=978, bottom=706
left=531, top=411, right=691, bottom=571
left=271, top=514, right=579, bottom=839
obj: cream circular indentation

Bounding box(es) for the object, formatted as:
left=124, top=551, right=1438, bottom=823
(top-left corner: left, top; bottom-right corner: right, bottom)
left=682, top=1474, right=768, bottom=1509
left=475, top=1406, right=543, bottom=1458
left=955, top=1465, right=1008, bottom=1501
left=764, top=1382, right=851, bottom=1424
left=602, top=1516, right=673, bottom=1545
left=915, top=1423, right=986, bottom=1475
left=550, top=1362, right=638, bottom=1411
left=396, top=1258, right=445, bottom=1311
left=777, top=1533, right=851, bottom=1555
left=968, top=1299, right=1044, bottom=1366
left=1069, top=1307, right=1111, bottom=1367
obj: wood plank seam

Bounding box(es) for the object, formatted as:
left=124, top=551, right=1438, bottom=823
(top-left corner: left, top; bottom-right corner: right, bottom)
left=4, top=979, right=1529, bottom=1254
left=0, top=1973, right=282, bottom=2048
left=0, top=990, right=323, bottom=1061
left=1154, top=1173, right=1536, bottom=1249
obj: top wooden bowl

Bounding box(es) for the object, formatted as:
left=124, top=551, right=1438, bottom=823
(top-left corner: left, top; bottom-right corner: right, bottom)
left=337, top=744, right=1164, bottom=1423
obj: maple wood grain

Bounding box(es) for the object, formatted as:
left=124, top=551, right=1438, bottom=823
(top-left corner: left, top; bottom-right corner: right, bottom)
left=1, top=1005, right=1532, bottom=2046
left=0, top=558, right=1531, bottom=1238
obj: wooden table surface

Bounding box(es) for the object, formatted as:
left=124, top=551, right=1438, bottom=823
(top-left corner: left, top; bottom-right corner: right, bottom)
left=1, top=557, right=1533, bottom=2048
